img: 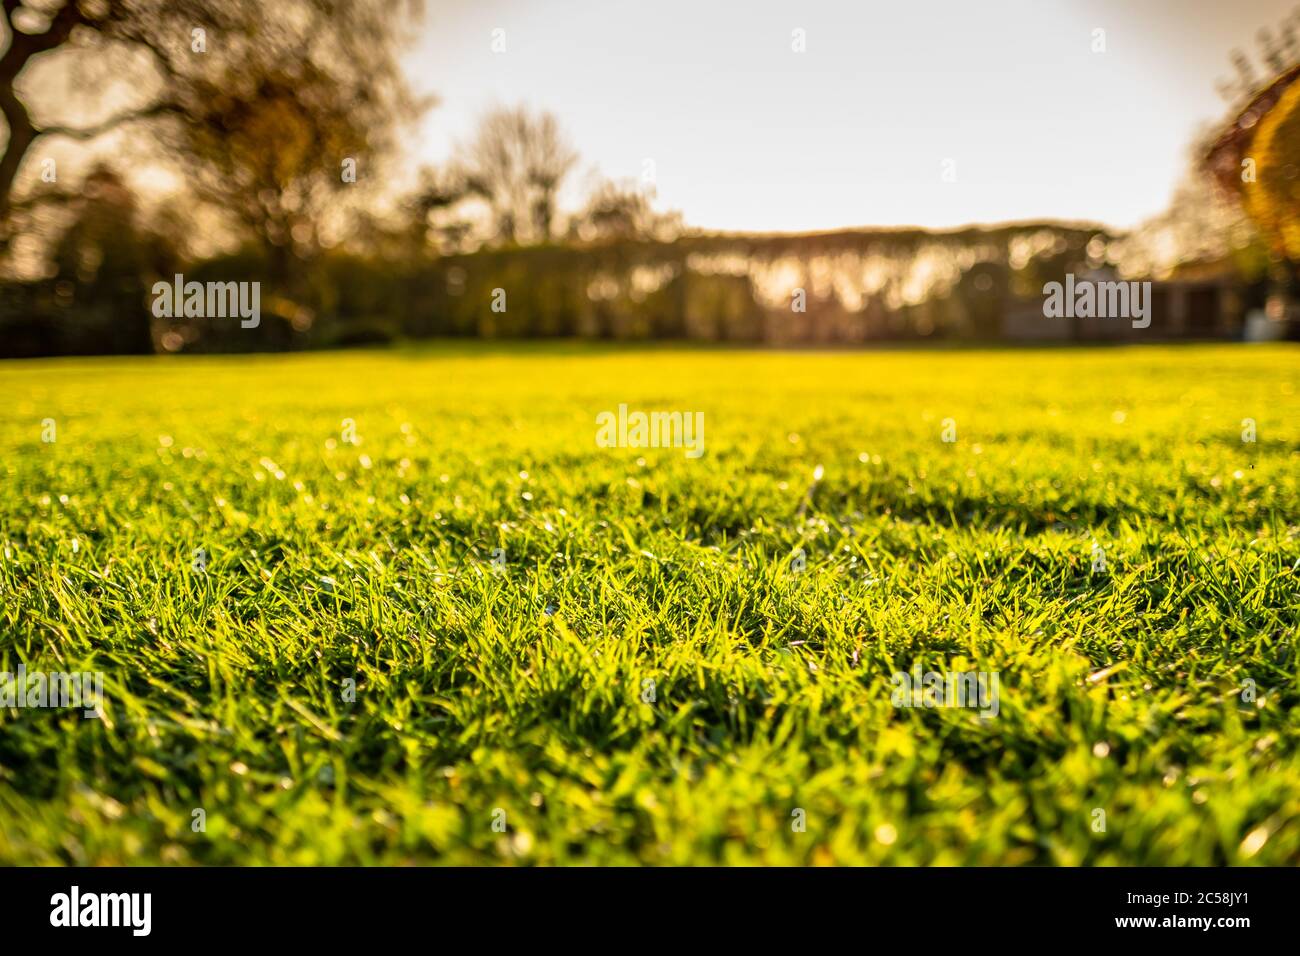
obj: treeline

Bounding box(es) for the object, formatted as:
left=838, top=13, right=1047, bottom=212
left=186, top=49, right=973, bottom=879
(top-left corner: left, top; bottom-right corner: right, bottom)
left=0, top=0, right=1134, bottom=359
left=1, top=185, right=1121, bottom=356
left=2, top=2, right=1293, bottom=357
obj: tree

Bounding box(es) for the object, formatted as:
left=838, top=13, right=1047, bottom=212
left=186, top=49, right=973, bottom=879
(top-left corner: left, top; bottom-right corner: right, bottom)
left=168, top=60, right=411, bottom=289
left=1119, top=132, right=1264, bottom=282
left=0, top=1, right=423, bottom=251
left=454, top=106, right=577, bottom=245
left=50, top=163, right=164, bottom=353
left=570, top=178, right=683, bottom=242
left=1205, top=9, right=1300, bottom=300
left=399, top=165, right=475, bottom=255
left=1243, top=78, right=1300, bottom=265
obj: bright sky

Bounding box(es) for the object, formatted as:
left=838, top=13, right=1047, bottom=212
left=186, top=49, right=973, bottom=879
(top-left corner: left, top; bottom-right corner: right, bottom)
left=403, top=0, right=1294, bottom=232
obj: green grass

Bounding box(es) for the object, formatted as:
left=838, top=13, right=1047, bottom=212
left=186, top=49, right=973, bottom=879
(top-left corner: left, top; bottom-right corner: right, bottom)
left=1, top=342, right=1298, bottom=865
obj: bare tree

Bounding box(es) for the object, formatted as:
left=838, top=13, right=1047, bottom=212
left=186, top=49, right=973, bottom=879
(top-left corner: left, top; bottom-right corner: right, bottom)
left=570, top=178, right=683, bottom=242
left=454, top=105, right=577, bottom=245
left=1215, top=6, right=1300, bottom=105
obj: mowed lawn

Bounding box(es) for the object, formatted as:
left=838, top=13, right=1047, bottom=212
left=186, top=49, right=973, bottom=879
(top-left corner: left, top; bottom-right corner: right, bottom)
left=0, top=342, right=1298, bottom=865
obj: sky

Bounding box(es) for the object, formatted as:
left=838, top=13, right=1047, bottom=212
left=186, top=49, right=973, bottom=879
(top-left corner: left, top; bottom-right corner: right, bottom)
left=402, top=0, right=1297, bottom=233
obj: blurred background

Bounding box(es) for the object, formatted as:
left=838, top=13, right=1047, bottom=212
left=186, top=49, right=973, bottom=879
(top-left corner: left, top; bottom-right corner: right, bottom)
left=0, top=0, right=1297, bottom=357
